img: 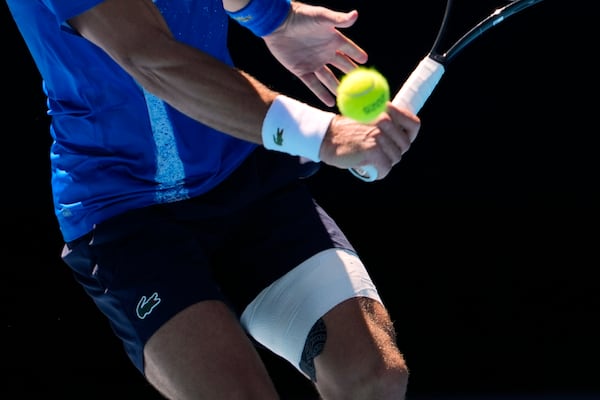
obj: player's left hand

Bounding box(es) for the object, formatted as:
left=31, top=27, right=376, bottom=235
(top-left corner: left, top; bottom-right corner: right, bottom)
left=263, top=2, right=368, bottom=107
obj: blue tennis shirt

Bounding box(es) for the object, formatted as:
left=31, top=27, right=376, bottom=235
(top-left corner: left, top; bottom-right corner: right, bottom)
left=7, top=0, right=257, bottom=241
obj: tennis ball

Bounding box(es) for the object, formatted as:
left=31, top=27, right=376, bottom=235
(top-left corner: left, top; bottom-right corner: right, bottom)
left=336, top=67, right=390, bottom=123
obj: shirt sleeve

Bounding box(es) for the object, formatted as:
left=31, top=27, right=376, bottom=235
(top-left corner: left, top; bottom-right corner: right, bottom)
left=41, top=0, right=105, bottom=27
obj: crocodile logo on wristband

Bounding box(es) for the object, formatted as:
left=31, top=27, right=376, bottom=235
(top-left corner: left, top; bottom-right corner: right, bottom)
left=233, top=15, right=253, bottom=23
left=273, top=127, right=284, bottom=146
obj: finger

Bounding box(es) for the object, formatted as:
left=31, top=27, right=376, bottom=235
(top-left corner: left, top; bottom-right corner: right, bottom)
left=386, top=103, right=421, bottom=143
left=337, top=36, right=368, bottom=65
left=299, top=73, right=336, bottom=107
left=380, top=120, right=412, bottom=157
left=329, top=9, right=359, bottom=29
left=374, top=122, right=406, bottom=164
left=314, top=67, right=339, bottom=95
left=330, top=52, right=360, bottom=76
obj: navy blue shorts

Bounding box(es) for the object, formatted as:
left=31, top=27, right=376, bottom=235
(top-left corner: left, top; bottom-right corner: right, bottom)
left=61, top=148, right=355, bottom=374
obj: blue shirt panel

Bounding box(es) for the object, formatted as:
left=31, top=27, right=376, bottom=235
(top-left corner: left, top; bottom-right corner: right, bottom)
left=7, top=0, right=258, bottom=241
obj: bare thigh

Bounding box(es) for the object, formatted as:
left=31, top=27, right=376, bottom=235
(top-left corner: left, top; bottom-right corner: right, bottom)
left=143, top=300, right=279, bottom=400
left=315, top=297, right=409, bottom=399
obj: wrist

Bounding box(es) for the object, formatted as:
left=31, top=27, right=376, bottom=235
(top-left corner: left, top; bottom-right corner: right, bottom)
left=226, top=0, right=292, bottom=37
left=261, top=95, right=335, bottom=162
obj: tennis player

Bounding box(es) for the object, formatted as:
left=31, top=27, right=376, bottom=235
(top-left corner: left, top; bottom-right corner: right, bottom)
left=6, top=0, right=420, bottom=398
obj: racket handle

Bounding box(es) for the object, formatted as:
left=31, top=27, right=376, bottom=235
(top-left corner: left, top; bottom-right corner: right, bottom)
left=350, top=56, right=445, bottom=182
left=392, top=56, right=445, bottom=114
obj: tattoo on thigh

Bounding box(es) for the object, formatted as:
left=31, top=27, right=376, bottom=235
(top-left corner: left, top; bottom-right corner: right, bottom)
left=299, top=318, right=327, bottom=382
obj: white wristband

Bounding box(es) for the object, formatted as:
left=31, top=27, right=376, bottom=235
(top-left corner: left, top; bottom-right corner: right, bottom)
left=262, top=95, right=335, bottom=162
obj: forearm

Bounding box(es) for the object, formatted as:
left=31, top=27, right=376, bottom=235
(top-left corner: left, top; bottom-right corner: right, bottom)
left=124, top=38, right=276, bottom=145
left=135, top=44, right=332, bottom=162
left=69, top=0, right=276, bottom=145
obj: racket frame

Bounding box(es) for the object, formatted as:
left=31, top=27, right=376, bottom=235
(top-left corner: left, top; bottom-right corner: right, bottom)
left=350, top=0, right=545, bottom=182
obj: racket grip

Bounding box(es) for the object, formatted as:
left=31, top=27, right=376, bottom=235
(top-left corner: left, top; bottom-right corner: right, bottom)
left=350, top=56, right=445, bottom=182
left=393, top=56, right=445, bottom=114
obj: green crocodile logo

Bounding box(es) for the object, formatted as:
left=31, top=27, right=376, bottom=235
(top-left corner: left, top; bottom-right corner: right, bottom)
left=273, top=127, right=284, bottom=146
left=233, top=15, right=253, bottom=23
left=136, top=292, right=161, bottom=319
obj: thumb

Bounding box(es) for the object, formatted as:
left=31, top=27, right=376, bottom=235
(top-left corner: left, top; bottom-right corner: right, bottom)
left=329, top=9, right=359, bottom=29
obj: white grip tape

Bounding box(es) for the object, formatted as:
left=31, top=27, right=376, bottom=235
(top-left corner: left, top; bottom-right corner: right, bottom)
left=392, top=56, right=445, bottom=114
left=351, top=56, right=445, bottom=182
left=262, top=95, right=335, bottom=162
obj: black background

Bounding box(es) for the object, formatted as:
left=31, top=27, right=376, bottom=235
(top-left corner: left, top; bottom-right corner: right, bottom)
left=3, top=0, right=599, bottom=398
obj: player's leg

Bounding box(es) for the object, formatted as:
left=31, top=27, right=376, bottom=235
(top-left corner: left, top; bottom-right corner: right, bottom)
left=61, top=206, right=280, bottom=400
left=241, top=249, right=409, bottom=400
left=312, top=296, right=408, bottom=399
left=229, top=150, right=408, bottom=398
left=143, top=300, right=279, bottom=399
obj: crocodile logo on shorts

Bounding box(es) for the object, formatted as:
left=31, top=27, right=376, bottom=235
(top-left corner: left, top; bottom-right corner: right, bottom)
left=273, top=127, right=284, bottom=146
left=136, top=292, right=161, bottom=319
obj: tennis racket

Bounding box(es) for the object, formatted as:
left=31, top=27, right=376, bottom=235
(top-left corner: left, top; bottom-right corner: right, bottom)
left=350, top=0, right=546, bottom=182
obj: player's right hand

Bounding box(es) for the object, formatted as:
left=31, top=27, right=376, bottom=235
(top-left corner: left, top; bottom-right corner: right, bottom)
left=318, top=103, right=421, bottom=180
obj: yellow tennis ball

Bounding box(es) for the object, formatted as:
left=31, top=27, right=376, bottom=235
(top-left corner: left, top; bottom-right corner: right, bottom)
left=336, top=67, right=390, bottom=123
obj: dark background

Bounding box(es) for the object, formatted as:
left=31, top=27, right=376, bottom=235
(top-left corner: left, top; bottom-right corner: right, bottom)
left=3, top=0, right=598, bottom=398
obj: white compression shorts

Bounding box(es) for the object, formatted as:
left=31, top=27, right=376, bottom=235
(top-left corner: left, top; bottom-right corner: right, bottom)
left=240, top=248, right=383, bottom=376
